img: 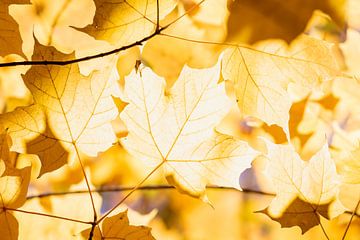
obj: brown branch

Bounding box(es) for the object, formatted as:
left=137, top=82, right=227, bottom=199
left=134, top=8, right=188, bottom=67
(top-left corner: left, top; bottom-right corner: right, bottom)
left=0, top=29, right=163, bottom=68
left=5, top=207, right=92, bottom=225
left=26, top=184, right=360, bottom=218
left=0, top=0, right=209, bottom=69
left=26, top=184, right=275, bottom=200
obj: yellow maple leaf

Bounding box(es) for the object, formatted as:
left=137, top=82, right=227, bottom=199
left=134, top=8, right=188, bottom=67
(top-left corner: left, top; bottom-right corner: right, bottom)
left=81, top=210, right=155, bottom=240
left=222, top=34, right=340, bottom=136
left=0, top=133, right=31, bottom=240
left=120, top=63, right=258, bottom=201
left=9, top=0, right=115, bottom=75
left=142, top=0, right=228, bottom=81
left=226, top=0, right=346, bottom=44
left=0, top=0, right=29, bottom=58
left=80, top=0, right=176, bottom=47
left=0, top=42, right=119, bottom=176
left=261, top=140, right=344, bottom=233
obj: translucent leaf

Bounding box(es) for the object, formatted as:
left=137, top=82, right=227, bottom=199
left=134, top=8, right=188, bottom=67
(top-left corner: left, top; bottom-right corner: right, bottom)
left=121, top=63, right=258, bottom=200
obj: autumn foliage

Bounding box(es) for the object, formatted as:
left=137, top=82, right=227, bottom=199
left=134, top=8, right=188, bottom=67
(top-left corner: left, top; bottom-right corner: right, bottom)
left=0, top=0, right=359, bottom=239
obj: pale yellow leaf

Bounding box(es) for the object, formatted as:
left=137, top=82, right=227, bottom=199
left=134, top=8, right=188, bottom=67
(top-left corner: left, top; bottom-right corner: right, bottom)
left=261, top=141, right=342, bottom=233
left=340, top=29, right=360, bottom=79
left=142, top=0, right=228, bottom=81
left=222, top=35, right=340, bottom=135
left=81, top=0, right=176, bottom=47
left=0, top=54, right=31, bottom=112
left=9, top=0, right=95, bottom=57
left=0, top=166, right=31, bottom=240
left=121, top=63, right=258, bottom=200
left=337, top=148, right=360, bottom=184
left=0, top=43, right=119, bottom=176
left=338, top=183, right=360, bottom=215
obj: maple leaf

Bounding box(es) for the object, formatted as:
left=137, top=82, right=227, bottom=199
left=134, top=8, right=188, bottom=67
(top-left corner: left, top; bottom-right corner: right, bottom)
left=120, top=63, right=258, bottom=201
left=0, top=0, right=29, bottom=58
left=226, top=0, right=346, bottom=44
left=0, top=42, right=119, bottom=176
left=0, top=133, right=31, bottom=240
left=142, top=0, right=228, bottom=80
left=80, top=0, right=176, bottom=47
left=222, top=34, right=340, bottom=136
left=260, top=141, right=344, bottom=233
left=9, top=0, right=115, bottom=75
left=81, top=210, right=155, bottom=240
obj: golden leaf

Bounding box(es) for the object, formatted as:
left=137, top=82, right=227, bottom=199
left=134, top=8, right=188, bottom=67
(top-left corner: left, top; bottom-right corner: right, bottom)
left=80, top=0, right=176, bottom=47
left=81, top=210, right=155, bottom=240
left=0, top=0, right=29, bottom=58
left=0, top=133, right=31, bottom=240
left=226, top=0, right=346, bottom=44
left=222, top=35, right=339, bottom=136
left=0, top=42, right=119, bottom=176
left=121, top=63, right=258, bottom=201
left=261, top=141, right=343, bottom=233
left=142, top=0, right=228, bottom=80
left=9, top=0, right=114, bottom=75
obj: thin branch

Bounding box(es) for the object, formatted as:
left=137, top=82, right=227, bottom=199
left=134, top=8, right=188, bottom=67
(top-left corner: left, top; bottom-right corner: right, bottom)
left=342, top=199, right=360, bottom=240
left=0, top=0, right=208, bottom=69
left=163, top=0, right=206, bottom=28
left=96, top=162, right=165, bottom=223
left=316, top=213, right=330, bottom=240
left=5, top=207, right=92, bottom=225
left=156, top=0, right=160, bottom=32
left=27, top=184, right=276, bottom=200
left=0, top=28, right=164, bottom=68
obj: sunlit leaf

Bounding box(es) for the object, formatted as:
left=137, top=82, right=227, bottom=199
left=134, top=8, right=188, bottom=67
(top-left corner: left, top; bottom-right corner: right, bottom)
left=260, top=141, right=343, bottom=232
left=222, top=35, right=340, bottom=136
left=81, top=210, right=155, bottom=240
left=121, top=62, right=258, bottom=201
left=0, top=42, right=119, bottom=176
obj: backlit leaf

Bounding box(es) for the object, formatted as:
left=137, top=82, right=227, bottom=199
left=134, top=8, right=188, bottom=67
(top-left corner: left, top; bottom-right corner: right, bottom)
left=121, top=63, right=259, bottom=200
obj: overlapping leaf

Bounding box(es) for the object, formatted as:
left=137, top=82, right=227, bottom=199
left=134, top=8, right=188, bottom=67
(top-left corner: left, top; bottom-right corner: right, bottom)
left=261, top=141, right=344, bottom=233
left=0, top=133, right=31, bottom=240
left=226, top=0, right=346, bottom=44
left=80, top=0, right=176, bottom=47
left=222, top=35, right=340, bottom=136
left=142, top=0, right=228, bottom=80
left=81, top=210, right=155, bottom=240
left=0, top=0, right=29, bottom=58
left=121, top=63, right=258, bottom=201
left=0, top=42, right=119, bottom=176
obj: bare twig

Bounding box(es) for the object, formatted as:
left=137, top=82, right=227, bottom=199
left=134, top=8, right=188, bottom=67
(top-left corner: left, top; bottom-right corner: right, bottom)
left=342, top=199, right=360, bottom=240
left=27, top=184, right=276, bottom=200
